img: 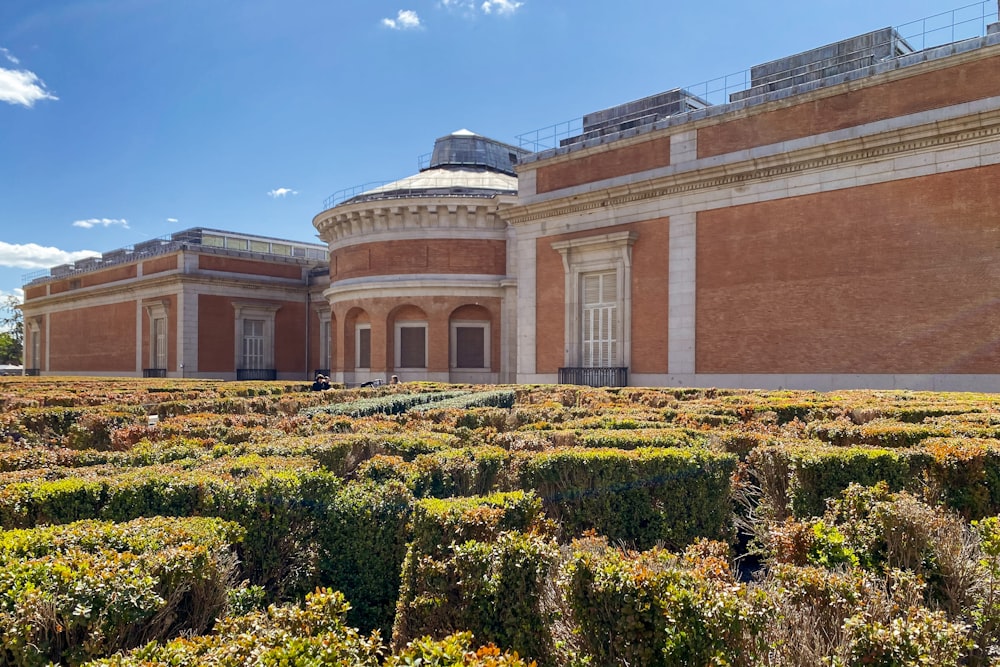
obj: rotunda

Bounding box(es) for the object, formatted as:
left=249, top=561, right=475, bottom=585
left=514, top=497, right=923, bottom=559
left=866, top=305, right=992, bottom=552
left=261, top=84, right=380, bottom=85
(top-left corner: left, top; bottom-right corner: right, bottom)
left=313, top=130, right=529, bottom=385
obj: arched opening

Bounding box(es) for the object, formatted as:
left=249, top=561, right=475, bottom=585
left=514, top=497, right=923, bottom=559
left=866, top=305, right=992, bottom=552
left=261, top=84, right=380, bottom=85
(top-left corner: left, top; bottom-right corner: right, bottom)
left=388, top=304, right=429, bottom=381
left=449, top=304, right=495, bottom=384
left=343, top=308, right=371, bottom=382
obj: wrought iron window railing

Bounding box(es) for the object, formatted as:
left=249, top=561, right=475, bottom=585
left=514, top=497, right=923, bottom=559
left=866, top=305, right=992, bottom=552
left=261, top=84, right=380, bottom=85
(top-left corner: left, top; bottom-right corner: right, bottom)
left=236, top=368, right=277, bottom=381
left=143, top=368, right=167, bottom=378
left=558, top=367, right=629, bottom=387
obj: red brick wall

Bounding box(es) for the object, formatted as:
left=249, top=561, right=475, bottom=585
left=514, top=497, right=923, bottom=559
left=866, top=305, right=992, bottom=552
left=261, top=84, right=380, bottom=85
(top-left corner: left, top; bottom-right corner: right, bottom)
left=198, top=295, right=234, bottom=372
left=142, top=254, right=178, bottom=275
left=698, top=54, right=1000, bottom=158
left=48, top=302, right=136, bottom=372
left=332, top=239, right=506, bottom=281
left=24, top=285, right=46, bottom=300
left=535, top=219, right=670, bottom=374
left=331, top=296, right=502, bottom=374
left=275, top=301, right=306, bottom=373
left=49, top=265, right=138, bottom=295
left=536, top=136, right=672, bottom=194
left=198, top=255, right=304, bottom=280
left=82, top=265, right=137, bottom=288
left=696, top=164, right=1000, bottom=373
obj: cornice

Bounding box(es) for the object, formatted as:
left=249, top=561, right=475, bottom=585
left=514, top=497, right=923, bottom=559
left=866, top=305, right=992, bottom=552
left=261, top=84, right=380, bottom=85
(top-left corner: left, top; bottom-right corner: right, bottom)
left=20, top=272, right=311, bottom=311
left=324, top=274, right=508, bottom=303
left=519, top=37, right=1000, bottom=172
left=504, top=109, right=1000, bottom=226
left=313, top=195, right=515, bottom=245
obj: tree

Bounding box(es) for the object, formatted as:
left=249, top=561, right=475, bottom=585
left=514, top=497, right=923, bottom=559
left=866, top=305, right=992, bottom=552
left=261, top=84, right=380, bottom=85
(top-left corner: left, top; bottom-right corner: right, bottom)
left=0, top=295, right=23, bottom=365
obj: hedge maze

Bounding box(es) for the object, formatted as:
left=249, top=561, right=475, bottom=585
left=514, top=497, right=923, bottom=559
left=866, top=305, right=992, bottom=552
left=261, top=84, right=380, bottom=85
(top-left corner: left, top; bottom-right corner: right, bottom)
left=1, top=378, right=999, bottom=665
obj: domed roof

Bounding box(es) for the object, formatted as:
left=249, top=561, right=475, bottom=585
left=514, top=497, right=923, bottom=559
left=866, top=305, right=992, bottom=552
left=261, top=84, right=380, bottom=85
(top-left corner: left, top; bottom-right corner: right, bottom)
left=341, top=131, right=531, bottom=206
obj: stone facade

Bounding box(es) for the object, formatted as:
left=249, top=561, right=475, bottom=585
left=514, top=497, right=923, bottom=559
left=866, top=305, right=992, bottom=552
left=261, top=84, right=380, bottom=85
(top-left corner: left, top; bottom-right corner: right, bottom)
left=20, top=23, right=1000, bottom=390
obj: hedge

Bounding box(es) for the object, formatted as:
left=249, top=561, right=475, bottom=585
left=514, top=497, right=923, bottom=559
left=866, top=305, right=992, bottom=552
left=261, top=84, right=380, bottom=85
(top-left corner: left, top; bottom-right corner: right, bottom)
left=0, top=516, right=241, bottom=666
left=516, top=447, right=737, bottom=549
left=748, top=444, right=931, bottom=519
left=408, top=446, right=511, bottom=498
left=315, top=480, right=414, bottom=635
left=0, top=455, right=341, bottom=597
left=85, top=588, right=383, bottom=667
left=302, top=390, right=470, bottom=419
left=922, top=438, right=1000, bottom=519
left=560, top=538, right=764, bottom=667
left=392, top=530, right=558, bottom=663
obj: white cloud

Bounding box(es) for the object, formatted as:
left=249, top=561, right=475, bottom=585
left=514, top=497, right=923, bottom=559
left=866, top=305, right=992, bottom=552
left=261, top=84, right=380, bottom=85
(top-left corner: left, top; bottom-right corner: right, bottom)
left=267, top=188, right=299, bottom=198
left=440, top=0, right=521, bottom=15
left=0, top=288, right=24, bottom=303
left=166, top=217, right=179, bottom=223
left=481, top=0, right=522, bottom=14
left=72, top=218, right=129, bottom=229
left=382, top=9, right=421, bottom=29
left=0, top=241, right=99, bottom=270
left=0, top=65, right=58, bottom=108
left=0, top=48, right=20, bottom=65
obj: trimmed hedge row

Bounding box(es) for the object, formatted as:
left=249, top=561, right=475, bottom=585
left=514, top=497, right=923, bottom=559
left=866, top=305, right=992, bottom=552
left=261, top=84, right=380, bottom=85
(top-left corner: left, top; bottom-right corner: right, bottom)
left=393, top=492, right=555, bottom=661
left=518, top=447, right=737, bottom=549
left=748, top=444, right=930, bottom=519
left=0, top=516, right=241, bottom=666
left=410, top=389, right=517, bottom=413
left=302, top=390, right=470, bottom=419
left=0, top=454, right=419, bottom=634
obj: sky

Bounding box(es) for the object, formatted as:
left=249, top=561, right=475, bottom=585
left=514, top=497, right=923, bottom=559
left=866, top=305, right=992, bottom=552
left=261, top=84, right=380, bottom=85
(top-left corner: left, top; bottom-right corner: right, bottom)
left=2, top=0, right=997, bottom=304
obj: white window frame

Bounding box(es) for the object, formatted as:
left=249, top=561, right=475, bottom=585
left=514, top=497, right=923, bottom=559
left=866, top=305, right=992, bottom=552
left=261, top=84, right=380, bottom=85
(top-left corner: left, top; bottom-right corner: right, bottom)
left=395, top=321, right=428, bottom=370
left=317, top=310, right=332, bottom=371
left=551, top=231, right=637, bottom=368
left=355, top=323, right=372, bottom=370
left=580, top=271, right=618, bottom=368
left=145, top=301, right=169, bottom=370
left=28, top=319, right=41, bottom=370
left=450, top=320, right=491, bottom=370
left=232, top=302, right=280, bottom=370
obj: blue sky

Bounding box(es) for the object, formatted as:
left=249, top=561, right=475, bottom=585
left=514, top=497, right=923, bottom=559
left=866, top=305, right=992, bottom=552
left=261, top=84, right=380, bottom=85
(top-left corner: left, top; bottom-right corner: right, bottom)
left=2, top=0, right=996, bottom=303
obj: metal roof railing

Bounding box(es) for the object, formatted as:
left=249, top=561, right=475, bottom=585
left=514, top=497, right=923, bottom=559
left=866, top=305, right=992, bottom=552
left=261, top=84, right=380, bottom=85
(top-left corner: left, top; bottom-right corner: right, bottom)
left=515, top=0, right=998, bottom=153
left=22, top=228, right=327, bottom=286
left=322, top=174, right=519, bottom=210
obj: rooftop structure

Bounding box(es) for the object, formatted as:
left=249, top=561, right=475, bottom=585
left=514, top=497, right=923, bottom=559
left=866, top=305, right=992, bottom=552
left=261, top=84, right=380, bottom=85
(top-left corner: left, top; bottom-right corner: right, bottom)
left=23, top=227, right=327, bottom=285
left=324, top=131, right=531, bottom=209
left=517, top=0, right=1000, bottom=155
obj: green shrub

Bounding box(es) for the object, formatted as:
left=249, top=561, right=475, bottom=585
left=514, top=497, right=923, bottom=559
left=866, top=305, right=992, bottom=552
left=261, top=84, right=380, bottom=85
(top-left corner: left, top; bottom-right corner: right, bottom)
left=0, top=516, right=240, bottom=666
left=315, top=480, right=414, bottom=635
left=559, top=537, right=765, bottom=667
left=517, top=447, right=736, bottom=549
left=86, top=588, right=383, bottom=667
left=409, top=446, right=511, bottom=498
left=748, top=444, right=930, bottom=519
left=923, top=438, right=1000, bottom=519
left=302, top=391, right=470, bottom=419
left=392, top=531, right=558, bottom=663
left=386, top=632, right=536, bottom=666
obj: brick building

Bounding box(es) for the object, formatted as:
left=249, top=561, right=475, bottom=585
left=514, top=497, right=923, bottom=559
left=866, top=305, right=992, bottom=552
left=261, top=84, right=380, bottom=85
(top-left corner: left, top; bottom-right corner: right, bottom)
left=20, top=229, right=330, bottom=380
left=21, top=9, right=1000, bottom=390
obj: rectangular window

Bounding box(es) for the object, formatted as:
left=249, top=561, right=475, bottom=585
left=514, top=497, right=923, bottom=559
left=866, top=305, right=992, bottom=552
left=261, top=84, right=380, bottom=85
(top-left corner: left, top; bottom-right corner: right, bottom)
left=152, top=317, right=167, bottom=369
left=31, top=330, right=40, bottom=369
left=242, top=319, right=266, bottom=369
left=581, top=271, right=618, bottom=367
left=398, top=325, right=426, bottom=368
left=455, top=326, right=485, bottom=368
left=250, top=240, right=270, bottom=253
left=320, top=319, right=331, bottom=370
left=356, top=325, right=371, bottom=369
